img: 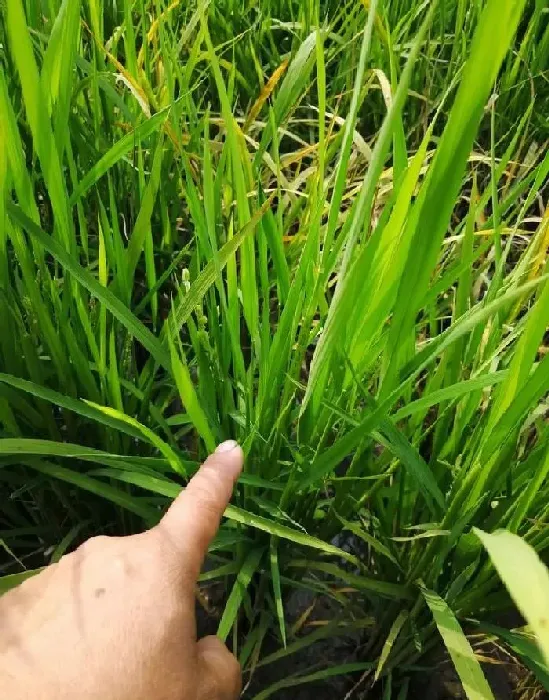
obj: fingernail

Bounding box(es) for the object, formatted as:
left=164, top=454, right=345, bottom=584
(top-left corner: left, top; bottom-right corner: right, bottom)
left=215, top=439, right=239, bottom=454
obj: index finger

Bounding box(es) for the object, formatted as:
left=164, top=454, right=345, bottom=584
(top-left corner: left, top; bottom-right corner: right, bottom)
left=155, top=440, right=243, bottom=584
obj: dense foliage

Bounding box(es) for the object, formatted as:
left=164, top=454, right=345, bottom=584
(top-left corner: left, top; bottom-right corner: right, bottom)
left=1, top=0, right=548, bottom=695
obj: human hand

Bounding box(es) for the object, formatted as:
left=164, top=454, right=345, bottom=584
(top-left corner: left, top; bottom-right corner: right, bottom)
left=0, top=441, right=244, bottom=700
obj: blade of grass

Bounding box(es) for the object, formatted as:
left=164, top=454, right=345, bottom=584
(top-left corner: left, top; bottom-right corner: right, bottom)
left=475, top=529, right=549, bottom=666
left=218, top=547, right=264, bottom=641
left=6, top=202, right=171, bottom=371
left=420, top=585, right=495, bottom=700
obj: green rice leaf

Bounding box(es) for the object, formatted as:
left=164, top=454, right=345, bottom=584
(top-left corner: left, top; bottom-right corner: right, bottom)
left=69, top=108, right=172, bottom=205
left=168, top=331, right=217, bottom=454
left=253, top=662, right=375, bottom=700
left=168, top=195, right=274, bottom=337
left=84, top=402, right=185, bottom=476
left=269, top=539, right=287, bottom=647
left=0, top=569, right=43, bottom=596
left=375, top=610, right=409, bottom=680
left=477, top=622, right=549, bottom=691
left=6, top=202, right=171, bottom=371
left=218, top=547, right=264, bottom=641
left=475, top=529, right=549, bottom=666
left=23, top=459, right=159, bottom=524
left=421, top=585, right=495, bottom=700
left=0, top=373, right=144, bottom=442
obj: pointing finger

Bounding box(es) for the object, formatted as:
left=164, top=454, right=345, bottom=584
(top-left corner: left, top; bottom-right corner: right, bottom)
left=155, top=440, right=243, bottom=583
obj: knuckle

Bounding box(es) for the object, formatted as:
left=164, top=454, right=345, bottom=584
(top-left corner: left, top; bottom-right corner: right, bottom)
left=192, top=479, right=223, bottom=520
left=218, top=653, right=241, bottom=699
left=194, top=466, right=227, bottom=503
left=226, top=651, right=241, bottom=686
left=78, top=536, right=139, bottom=581
left=193, top=491, right=221, bottom=523
left=78, top=535, right=111, bottom=555
left=148, top=528, right=186, bottom=577
left=109, top=552, right=135, bottom=578
left=199, top=639, right=241, bottom=699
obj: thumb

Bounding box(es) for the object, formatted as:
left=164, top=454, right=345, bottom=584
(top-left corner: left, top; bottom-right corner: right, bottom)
left=156, top=440, right=243, bottom=583
left=196, top=635, right=241, bottom=700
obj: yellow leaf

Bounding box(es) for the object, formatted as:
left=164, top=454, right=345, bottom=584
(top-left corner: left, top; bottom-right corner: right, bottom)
left=244, top=59, right=289, bottom=133
left=137, top=0, right=181, bottom=69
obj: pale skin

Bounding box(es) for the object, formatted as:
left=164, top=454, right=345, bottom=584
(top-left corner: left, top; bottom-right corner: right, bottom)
left=0, top=440, right=244, bottom=700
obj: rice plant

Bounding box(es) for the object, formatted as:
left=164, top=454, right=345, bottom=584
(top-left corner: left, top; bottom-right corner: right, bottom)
left=1, top=0, right=548, bottom=695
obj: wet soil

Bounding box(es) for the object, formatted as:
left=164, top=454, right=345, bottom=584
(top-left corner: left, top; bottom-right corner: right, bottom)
left=196, top=585, right=546, bottom=700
